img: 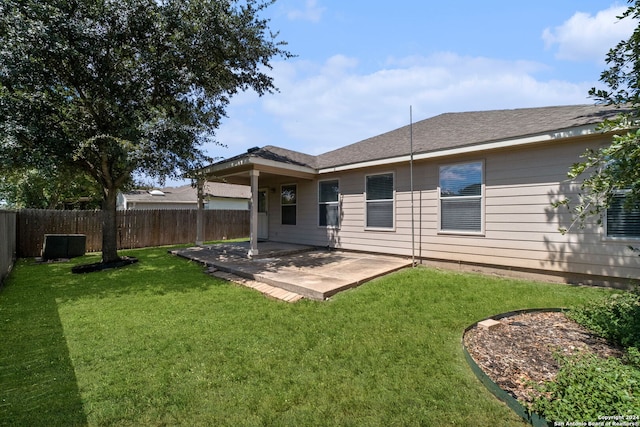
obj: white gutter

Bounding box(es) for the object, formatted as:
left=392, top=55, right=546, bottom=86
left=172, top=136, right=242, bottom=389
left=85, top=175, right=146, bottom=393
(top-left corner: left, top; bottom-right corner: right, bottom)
left=205, top=156, right=316, bottom=176
left=319, top=124, right=600, bottom=174
left=250, top=157, right=317, bottom=175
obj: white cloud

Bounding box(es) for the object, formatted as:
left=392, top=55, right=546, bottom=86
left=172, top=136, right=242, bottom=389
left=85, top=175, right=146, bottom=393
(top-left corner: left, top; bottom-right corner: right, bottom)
left=542, top=5, right=636, bottom=62
left=286, top=0, right=325, bottom=23
left=256, top=53, right=591, bottom=154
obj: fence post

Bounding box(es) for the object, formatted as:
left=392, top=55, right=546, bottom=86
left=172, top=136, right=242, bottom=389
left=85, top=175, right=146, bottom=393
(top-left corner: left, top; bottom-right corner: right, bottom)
left=0, top=210, right=17, bottom=286
left=195, top=180, right=204, bottom=246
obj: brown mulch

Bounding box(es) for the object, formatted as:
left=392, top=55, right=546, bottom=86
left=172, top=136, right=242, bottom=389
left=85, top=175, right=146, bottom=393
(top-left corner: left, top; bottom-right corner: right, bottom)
left=463, top=310, right=624, bottom=405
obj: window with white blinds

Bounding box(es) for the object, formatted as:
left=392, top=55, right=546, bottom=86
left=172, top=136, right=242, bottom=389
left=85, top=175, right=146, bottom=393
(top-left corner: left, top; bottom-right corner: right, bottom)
left=607, top=192, right=640, bottom=238
left=366, top=173, right=394, bottom=229
left=319, top=180, right=339, bottom=227
left=439, top=162, right=483, bottom=233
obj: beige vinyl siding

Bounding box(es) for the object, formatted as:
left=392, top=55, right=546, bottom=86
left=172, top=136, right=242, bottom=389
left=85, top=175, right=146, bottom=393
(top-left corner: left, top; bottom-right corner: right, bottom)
left=262, top=177, right=336, bottom=247
left=126, top=202, right=197, bottom=210
left=257, top=135, right=639, bottom=283
left=328, top=136, right=638, bottom=282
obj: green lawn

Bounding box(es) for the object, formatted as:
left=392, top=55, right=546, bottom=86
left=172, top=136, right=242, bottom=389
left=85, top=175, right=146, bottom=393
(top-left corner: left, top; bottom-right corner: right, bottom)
left=0, top=246, right=614, bottom=426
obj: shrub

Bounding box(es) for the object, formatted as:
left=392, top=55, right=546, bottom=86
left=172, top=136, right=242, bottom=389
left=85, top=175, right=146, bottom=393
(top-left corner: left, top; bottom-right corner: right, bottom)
left=567, top=290, right=640, bottom=348
left=530, top=353, right=640, bottom=422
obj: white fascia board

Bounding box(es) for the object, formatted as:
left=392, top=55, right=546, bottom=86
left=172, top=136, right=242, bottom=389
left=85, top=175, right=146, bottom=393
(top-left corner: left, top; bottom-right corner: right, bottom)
left=250, top=157, right=317, bottom=175
left=319, top=124, right=601, bottom=173
left=204, top=157, right=250, bottom=174
left=205, top=156, right=317, bottom=176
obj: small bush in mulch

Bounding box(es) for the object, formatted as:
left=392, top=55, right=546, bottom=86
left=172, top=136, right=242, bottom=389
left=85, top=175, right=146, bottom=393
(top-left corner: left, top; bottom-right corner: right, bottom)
left=568, top=288, right=640, bottom=349
left=71, top=256, right=138, bottom=274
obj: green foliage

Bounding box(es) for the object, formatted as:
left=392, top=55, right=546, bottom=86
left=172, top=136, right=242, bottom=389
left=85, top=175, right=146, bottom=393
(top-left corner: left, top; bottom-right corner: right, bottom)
left=626, top=346, right=640, bottom=369
left=568, top=289, right=640, bottom=348
left=530, top=353, right=640, bottom=422
left=0, top=0, right=290, bottom=186
left=0, top=167, right=102, bottom=209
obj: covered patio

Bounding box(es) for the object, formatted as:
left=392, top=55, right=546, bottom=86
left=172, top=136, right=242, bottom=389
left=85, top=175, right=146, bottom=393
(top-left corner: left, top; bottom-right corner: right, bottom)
left=172, top=242, right=413, bottom=301
left=194, top=146, right=319, bottom=257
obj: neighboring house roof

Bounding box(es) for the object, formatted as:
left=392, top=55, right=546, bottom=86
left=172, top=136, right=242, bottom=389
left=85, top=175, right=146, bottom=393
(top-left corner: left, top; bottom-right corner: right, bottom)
left=205, top=104, right=628, bottom=177
left=121, top=183, right=250, bottom=204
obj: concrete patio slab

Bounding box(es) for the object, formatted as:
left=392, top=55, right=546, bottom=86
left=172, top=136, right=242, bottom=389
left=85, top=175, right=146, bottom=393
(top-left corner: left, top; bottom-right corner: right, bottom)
left=171, top=242, right=413, bottom=301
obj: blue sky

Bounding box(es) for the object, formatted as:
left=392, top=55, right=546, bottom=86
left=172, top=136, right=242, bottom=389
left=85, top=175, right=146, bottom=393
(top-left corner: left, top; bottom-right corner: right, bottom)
left=171, top=1, right=636, bottom=185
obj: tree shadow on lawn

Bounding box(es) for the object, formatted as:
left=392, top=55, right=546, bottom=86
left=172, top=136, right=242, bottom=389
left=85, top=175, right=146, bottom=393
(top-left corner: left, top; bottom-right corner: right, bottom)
left=0, top=263, right=88, bottom=426
left=0, top=249, right=228, bottom=426
left=49, top=250, right=229, bottom=304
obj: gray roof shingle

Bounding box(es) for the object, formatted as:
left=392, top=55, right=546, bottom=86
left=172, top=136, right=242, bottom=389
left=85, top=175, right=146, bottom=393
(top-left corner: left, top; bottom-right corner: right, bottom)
left=210, top=104, right=627, bottom=172
left=316, top=104, right=627, bottom=169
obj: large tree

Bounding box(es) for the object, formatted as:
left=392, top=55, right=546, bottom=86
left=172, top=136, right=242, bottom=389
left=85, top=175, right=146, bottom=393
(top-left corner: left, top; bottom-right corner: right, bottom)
left=0, top=166, right=102, bottom=209
left=558, top=1, right=640, bottom=233
left=0, top=0, right=290, bottom=262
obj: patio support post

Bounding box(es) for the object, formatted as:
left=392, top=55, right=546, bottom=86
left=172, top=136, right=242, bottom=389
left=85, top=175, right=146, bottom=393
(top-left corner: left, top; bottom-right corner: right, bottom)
left=248, top=169, right=260, bottom=257
left=196, top=178, right=204, bottom=246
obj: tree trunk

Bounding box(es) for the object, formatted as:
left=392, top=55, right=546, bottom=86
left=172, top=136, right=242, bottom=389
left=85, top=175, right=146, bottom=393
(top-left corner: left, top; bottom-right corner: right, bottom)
left=101, top=186, right=120, bottom=263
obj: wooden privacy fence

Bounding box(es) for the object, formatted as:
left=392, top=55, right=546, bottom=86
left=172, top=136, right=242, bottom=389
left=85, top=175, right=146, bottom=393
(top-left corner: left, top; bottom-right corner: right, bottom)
left=17, top=209, right=249, bottom=257
left=0, top=210, right=17, bottom=285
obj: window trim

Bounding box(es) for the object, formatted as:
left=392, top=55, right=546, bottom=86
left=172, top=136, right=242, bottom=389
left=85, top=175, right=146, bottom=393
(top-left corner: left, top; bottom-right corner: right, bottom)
left=364, top=171, right=395, bottom=231
left=604, top=190, right=640, bottom=241
left=437, top=160, right=485, bottom=236
left=318, top=179, right=340, bottom=228
left=280, top=183, right=297, bottom=226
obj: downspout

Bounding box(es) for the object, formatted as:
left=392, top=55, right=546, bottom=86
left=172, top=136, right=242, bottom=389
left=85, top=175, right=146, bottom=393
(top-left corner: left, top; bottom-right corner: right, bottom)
left=410, top=106, right=416, bottom=267
left=196, top=178, right=204, bottom=246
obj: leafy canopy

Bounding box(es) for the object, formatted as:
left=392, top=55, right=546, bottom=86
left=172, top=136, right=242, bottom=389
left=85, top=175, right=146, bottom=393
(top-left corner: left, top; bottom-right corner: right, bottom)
left=0, top=0, right=291, bottom=261
left=0, top=0, right=290, bottom=189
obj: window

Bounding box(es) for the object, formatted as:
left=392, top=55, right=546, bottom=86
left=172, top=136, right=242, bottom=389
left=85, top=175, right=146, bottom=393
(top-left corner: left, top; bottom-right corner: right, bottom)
left=258, top=189, right=267, bottom=214
left=607, top=192, right=640, bottom=238
left=366, top=173, right=394, bottom=229
left=281, top=184, right=297, bottom=225
left=439, top=161, right=483, bottom=233
left=319, top=180, right=339, bottom=227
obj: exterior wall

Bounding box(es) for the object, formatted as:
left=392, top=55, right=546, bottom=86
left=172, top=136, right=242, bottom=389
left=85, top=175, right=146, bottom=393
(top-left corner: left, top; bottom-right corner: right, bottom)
left=123, top=202, right=197, bottom=210
left=259, top=134, right=640, bottom=285
left=117, top=196, right=248, bottom=210
left=205, top=198, right=249, bottom=211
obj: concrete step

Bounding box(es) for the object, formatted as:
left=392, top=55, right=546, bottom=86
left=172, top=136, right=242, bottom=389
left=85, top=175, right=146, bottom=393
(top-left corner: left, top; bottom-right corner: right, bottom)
left=209, top=269, right=304, bottom=303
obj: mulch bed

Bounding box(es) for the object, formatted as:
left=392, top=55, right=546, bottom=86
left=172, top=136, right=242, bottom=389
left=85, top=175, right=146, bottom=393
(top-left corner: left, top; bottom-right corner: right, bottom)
left=463, top=310, right=624, bottom=405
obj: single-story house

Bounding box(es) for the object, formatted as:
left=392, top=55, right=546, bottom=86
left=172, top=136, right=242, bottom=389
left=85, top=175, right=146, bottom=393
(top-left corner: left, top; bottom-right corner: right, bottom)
left=117, top=183, right=250, bottom=210
left=199, top=104, right=640, bottom=287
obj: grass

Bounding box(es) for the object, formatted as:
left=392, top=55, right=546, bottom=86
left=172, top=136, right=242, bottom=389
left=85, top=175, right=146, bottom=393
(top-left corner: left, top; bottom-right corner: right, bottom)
left=0, top=246, right=616, bottom=426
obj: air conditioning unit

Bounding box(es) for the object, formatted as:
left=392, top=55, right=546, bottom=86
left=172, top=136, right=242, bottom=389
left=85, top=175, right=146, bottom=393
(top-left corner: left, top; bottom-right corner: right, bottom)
left=42, top=234, right=86, bottom=260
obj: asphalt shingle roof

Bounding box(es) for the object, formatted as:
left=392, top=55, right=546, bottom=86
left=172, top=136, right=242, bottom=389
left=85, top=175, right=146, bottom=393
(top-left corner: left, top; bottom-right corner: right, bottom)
left=316, top=104, right=626, bottom=169
left=212, top=104, right=627, bottom=172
